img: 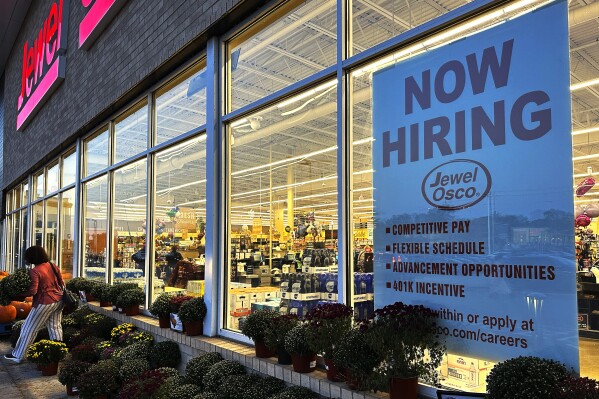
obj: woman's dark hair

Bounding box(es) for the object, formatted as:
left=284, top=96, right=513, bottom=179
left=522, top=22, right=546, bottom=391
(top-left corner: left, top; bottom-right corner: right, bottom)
left=24, top=246, right=50, bottom=265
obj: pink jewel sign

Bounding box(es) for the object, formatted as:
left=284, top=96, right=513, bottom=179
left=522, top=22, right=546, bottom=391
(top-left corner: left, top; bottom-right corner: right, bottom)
left=79, top=0, right=127, bottom=50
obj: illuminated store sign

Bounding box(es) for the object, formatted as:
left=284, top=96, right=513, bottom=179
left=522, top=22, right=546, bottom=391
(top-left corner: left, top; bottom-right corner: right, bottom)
left=373, top=1, right=578, bottom=371
left=79, top=0, right=127, bottom=50
left=17, top=0, right=69, bottom=131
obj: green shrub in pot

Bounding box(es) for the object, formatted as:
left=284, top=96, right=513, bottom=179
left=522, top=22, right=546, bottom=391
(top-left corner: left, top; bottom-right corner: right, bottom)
left=185, top=352, right=223, bottom=388
left=58, top=359, right=92, bottom=388
left=178, top=296, right=207, bottom=323
left=268, top=386, right=319, bottom=399
left=332, top=326, right=378, bottom=390
left=203, top=360, right=246, bottom=393
left=149, top=340, right=181, bottom=369
left=116, top=287, right=145, bottom=309
left=148, top=292, right=173, bottom=317
left=77, top=359, right=121, bottom=399
left=240, top=309, right=278, bottom=343
left=284, top=324, right=314, bottom=357
left=304, top=302, right=353, bottom=360
left=486, top=356, right=571, bottom=399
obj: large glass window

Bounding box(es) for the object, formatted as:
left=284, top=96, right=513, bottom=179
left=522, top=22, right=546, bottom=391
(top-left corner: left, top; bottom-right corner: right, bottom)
left=83, top=175, right=109, bottom=281
left=153, top=136, right=206, bottom=301
left=13, top=211, right=21, bottom=267
left=44, top=196, right=59, bottom=262
left=84, top=128, right=109, bottom=177
left=113, top=159, right=147, bottom=286
left=227, top=83, right=338, bottom=330
left=156, top=64, right=207, bottom=145
left=14, top=185, right=21, bottom=209
left=227, top=0, right=336, bottom=112
left=60, top=189, right=75, bottom=280
left=114, top=102, right=148, bottom=164
left=62, top=150, right=76, bottom=187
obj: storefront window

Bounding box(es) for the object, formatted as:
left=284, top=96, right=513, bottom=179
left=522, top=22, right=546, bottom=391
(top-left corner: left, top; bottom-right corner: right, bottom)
left=156, top=64, right=207, bottom=145
left=350, top=0, right=462, bottom=57
left=62, top=150, right=76, bottom=187
left=113, top=159, right=147, bottom=286
left=44, top=196, right=58, bottom=262
left=114, top=102, right=148, bottom=164
left=5, top=215, right=13, bottom=270
left=33, top=202, right=43, bottom=247
left=153, top=136, right=206, bottom=301
left=22, top=183, right=28, bottom=205
left=226, top=82, right=338, bottom=330
left=83, top=175, right=109, bottom=281
left=84, top=128, right=109, bottom=177
left=20, top=209, right=28, bottom=267
left=34, top=171, right=44, bottom=200
left=60, top=189, right=75, bottom=280
left=227, top=0, right=336, bottom=112
left=47, top=162, right=59, bottom=194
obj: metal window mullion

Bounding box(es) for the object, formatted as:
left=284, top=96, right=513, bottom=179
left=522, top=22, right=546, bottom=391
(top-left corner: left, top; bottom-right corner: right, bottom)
left=146, top=91, right=156, bottom=308
left=106, top=120, right=115, bottom=285
left=206, top=36, right=221, bottom=337
left=26, top=174, right=33, bottom=250
left=73, top=138, right=82, bottom=278
left=336, top=0, right=351, bottom=305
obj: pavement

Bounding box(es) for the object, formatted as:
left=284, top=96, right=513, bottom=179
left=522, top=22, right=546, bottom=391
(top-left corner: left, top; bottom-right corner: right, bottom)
left=0, top=335, right=67, bottom=399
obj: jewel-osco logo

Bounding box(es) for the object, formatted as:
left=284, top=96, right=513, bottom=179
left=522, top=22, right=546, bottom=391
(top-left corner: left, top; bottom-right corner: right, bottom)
left=421, top=159, right=491, bottom=210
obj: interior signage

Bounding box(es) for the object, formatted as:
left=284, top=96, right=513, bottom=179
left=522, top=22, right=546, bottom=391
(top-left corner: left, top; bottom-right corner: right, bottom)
left=17, top=0, right=69, bottom=131
left=79, top=0, right=127, bottom=50
left=373, top=1, right=578, bottom=371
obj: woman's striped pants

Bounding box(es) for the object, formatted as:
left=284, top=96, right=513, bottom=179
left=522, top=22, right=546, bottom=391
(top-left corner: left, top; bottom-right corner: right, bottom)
left=12, top=301, right=64, bottom=360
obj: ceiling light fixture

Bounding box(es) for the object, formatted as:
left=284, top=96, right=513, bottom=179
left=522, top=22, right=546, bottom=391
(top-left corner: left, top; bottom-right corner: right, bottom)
left=571, top=78, right=599, bottom=91
left=572, top=126, right=599, bottom=136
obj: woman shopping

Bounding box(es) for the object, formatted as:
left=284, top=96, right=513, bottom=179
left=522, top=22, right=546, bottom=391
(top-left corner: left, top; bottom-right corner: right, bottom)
left=4, top=246, right=64, bottom=364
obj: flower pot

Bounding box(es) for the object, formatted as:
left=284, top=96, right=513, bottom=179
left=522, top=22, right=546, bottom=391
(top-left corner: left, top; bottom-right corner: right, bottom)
left=254, top=340, right=275, bottom=358
left=183, top=320, right=203, bottom=336
left=40, top=362, right=59, bottom=376
left=125, top=305, right=140, bottom=316
left=276, top=345, right=292, bottom=365
left=324, top=358, right=343, bottom=382
left=99, top=301, right=111, bottom=307
left=66, top=384, right=78, bottom=396
left=158, top=314, right=170, bottom=328
left=343, top=369, right=361, bottom=390
left=85, top=292, right=96, bottom=302
left=290, top=353, right=316, bottom=373
left=389, top=376, right=418, bottom=399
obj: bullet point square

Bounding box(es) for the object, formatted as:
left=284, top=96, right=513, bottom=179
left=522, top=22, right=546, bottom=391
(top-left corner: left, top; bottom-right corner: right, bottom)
left=386, top=282, right=391, bottom=288
left=386, top=227, right=390, bottom=233
left=386, top=263, right=391, bottom=269
left=386, top=245, right=391, bottom=251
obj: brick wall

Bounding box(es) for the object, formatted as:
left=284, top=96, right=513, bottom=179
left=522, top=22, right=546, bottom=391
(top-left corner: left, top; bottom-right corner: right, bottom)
left=2, top=0, right=258, bottom=189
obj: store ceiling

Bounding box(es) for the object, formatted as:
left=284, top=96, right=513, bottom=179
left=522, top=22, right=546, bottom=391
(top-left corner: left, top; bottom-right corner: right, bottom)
left=80, top=0, right=599, bottom=224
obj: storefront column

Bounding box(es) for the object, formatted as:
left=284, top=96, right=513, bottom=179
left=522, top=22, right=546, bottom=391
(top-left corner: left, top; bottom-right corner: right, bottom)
left=205, top=36, right=221, bottom=337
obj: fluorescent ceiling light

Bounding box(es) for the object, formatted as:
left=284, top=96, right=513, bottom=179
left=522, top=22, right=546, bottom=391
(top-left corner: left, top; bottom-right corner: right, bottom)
left=277, top=81, right=336, bottom=109
left=572, top=126, right=599, bottom=136
left=571, top=78, right=599, bottom=91
left=573, top=154, right=599, bottom=161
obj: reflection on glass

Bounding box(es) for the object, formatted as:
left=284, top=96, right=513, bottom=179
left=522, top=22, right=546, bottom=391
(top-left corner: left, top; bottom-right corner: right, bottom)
left=227, top=83, right=338, bottom=330
left=156, top=65, right=207, bottom=145
left=62, top=151, right=76, bottom=187
left=47, top=163, right=59, bottom=194
left=14, top=185, right=21, bottom=209
left=22, top=183, right=29, bottom=205
left=34, top=171, right=44, bottom=200
left=33, top=202, right=44, bottom=247
left=153, top=136, right=206, bottom=301
left=20, top=209, right=28, bottom=268
left=6, top=215, right=13, bottom=269
left=84, top=129, right=109, bottom=177
left=60, top=189, right=75, bottom=280
left=6, top=190, right=12, bottom=213
left=228, top=0, right=336, bottom=111
left=13, top=211, right=20, bottom=267
left=113, top=159, right=147, bottom=287
left=350, top=0, right=460, bottom=57
left=45, top=196, right=58, bottom=262
left=83, top=176, right=108, bottom=281
left=114, top=103, right=148, bottom=164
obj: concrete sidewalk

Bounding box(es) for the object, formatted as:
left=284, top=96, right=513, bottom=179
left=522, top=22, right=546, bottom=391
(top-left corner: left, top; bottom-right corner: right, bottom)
left=0, top=336, right=67, bottom=399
